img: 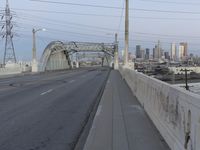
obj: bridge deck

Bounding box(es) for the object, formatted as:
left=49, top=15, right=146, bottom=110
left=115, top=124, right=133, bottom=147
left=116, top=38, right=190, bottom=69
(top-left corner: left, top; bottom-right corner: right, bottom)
left=83, top=70, right=170, bottom=150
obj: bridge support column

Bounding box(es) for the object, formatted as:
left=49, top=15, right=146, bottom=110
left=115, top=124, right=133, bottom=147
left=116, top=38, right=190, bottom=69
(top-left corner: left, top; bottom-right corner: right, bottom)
left=76, top=53, right=79, bottom=68
left=76, top=61, right=79, bottom=68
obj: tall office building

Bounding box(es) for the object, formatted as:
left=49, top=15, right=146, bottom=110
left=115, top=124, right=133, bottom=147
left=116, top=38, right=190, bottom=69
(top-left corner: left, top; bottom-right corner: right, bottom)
left=164, top=52, right=170, bottom=60
left=180, top=42, right=188, bottom=57
left=179, top=42, right=188, bottom=61
left=153, top=48, right=155, bottom=59
left=171, top=43, right=177, bottom=61
left=179, top=45, right=185, bottom=61
left=145, top=48, right=150, bottom=59
left=140, top=49, right=145, bottom=59
left=154, top=40, right=161, bottom=59
left=136, top=45, right=141, bottom=58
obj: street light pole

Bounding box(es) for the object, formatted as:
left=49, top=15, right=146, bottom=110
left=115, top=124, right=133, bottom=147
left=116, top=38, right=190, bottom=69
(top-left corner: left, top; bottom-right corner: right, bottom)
left=32, top=28, right=37, bottom=64
left=32, top=28, right=46, bottom=72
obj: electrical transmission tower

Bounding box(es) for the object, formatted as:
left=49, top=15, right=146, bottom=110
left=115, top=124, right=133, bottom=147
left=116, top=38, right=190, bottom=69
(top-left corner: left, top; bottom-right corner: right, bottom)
left=1, top=0, right=16, bottom=65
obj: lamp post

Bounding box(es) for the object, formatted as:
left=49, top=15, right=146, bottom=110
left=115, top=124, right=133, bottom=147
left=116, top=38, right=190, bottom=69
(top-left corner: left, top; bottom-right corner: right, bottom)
left=32, top=28, right=46, bottom=72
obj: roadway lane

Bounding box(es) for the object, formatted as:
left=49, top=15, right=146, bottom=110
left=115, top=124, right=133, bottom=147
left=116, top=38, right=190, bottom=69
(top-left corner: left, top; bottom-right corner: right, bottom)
left=0, top=67, right=110, bottom=150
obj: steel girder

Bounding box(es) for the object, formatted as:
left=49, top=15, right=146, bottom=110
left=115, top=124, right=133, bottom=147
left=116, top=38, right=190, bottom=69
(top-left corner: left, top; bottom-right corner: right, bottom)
left=61, top=41, right=115, bottom=56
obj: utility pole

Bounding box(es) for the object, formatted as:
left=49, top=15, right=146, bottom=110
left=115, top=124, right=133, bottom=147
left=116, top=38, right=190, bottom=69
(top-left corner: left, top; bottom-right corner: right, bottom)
left=124, top=0, right=129, bottom=65
left=2, top=0, right=16, bottom=65
left=114, top=33, right=119, bottom=70
left=180, top=68, right=192, bottom=91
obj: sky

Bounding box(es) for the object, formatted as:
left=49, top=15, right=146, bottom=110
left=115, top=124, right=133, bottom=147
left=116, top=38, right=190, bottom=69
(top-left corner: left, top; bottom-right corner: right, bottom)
left=0, top=0, right=200, bottom=62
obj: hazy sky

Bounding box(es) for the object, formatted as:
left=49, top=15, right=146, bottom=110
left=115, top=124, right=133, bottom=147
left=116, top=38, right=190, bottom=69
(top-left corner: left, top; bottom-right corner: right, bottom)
left=0, top=0, right=200, bottom=61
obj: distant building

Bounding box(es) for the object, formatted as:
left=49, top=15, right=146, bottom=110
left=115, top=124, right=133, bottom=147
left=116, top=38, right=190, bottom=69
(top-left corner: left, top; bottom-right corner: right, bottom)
left=128, top=52, right=134, bottom=61
left=171, top=43, right=177, bottom=61
left=179, top=42, right=188, bottom=61
left=145, top=48, right=150, bottom=59
left=164, top=52, right=170, bottom=60
left=154, top=40, right=161, bottom=59
left=190, top=53, right=194, bottom=58
left=140, top=49, right=145, bottom=59
left=179, top=45, right=185, bottom=61
left=136, top=45, right=141, bottom=58
left=180, top=42, right=188, bottom=57
left=153, top=48, right=156, bottom=59
left=161, top=48, right=164, bottom=59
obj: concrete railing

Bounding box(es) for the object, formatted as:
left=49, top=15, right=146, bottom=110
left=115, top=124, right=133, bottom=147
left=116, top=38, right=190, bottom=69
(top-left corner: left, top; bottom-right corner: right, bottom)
left=0, top=63, right=31, bottom=77
left=119, top=66, right=200, bottom=150
left=0, top=66, right=21, bottom=75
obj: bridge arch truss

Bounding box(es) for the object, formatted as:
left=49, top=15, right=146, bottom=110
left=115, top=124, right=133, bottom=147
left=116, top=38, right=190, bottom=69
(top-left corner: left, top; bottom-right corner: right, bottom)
left=40, top=41, right=118, bottom=71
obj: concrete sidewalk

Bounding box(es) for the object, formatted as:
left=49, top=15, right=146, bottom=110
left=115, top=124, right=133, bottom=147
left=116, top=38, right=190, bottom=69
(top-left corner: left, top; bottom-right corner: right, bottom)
left=83, top=70, right=170, bottom=150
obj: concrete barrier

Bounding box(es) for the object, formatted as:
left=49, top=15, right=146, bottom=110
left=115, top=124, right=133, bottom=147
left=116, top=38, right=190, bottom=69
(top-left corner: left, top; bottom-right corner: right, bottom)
left=119, top=66, right=200, bottom=150
left=0, top=66, right=21, bottom=76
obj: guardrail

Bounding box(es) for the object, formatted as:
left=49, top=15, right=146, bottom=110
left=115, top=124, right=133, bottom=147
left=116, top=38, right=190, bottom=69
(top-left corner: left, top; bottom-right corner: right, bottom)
left=119, top=66, right=200, bottom=150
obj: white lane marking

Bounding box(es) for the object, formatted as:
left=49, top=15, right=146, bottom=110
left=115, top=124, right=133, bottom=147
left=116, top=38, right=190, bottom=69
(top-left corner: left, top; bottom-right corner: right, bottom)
left=40, top=89, right=53, bottom=96
left=69, top=80, right=75, bottom=83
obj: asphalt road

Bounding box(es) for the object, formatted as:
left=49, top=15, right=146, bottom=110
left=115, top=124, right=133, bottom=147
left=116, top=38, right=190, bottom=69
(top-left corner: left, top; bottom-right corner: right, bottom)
left=0, top=67, right=110, bottom=150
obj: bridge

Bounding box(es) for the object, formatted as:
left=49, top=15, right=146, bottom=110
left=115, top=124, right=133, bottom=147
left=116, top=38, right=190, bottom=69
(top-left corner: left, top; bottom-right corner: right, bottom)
left=0, top=40, right=199, bottom=150
left=39, top=41, right=119, bottom=72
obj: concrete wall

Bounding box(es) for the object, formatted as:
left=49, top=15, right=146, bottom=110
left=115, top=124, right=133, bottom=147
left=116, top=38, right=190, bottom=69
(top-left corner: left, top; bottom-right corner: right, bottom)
left=119, top=66, right=200, bottom=150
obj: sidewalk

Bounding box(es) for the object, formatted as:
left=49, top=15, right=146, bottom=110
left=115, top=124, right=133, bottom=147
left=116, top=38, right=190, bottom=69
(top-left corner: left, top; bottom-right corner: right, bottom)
left=83, top=70, right=170, bottom=150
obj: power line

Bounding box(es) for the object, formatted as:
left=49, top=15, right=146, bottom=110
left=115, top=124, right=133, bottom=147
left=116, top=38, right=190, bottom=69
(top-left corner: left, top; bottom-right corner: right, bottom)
left=134, top=16, right=200, bottom=21
left=28, top=0, right=200, bottom=15
left=8, top=7, right=122, bottom=17
left=19, top=14, right=120, bottom=31
left=3, top=6, right=200, bottom=16
left=140, top=0, right=200, bottom=5
left=116, top=0, right=125, bottom=34
left=18, top=23, right=115, bottom=39
left=18, top=14, right=200, bottom=40
left=18, top=16, right=115, bottom=34
left=134, top=8, right=200, bottom=14
left=30, top=0, right=134, bottom=10
left=134, top=32, right=200, bottom=39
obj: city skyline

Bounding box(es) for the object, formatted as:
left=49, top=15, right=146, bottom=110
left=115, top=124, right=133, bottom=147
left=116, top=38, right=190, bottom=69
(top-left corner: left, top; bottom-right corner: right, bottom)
left=134, top=41, right=200, bottom=62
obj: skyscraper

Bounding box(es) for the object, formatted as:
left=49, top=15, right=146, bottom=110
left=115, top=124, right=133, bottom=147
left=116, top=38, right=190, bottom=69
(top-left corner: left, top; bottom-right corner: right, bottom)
left=179, top=45, right=185, bottom=61
left=180, top=42, right=188, bottom=59
left=179, top=42, right=188, bottom=61
left=145, top=48, right=150, bottom=59
left=153, top=48, right=155, bottom=59
left=140, top=49, right=145, bottom=59
left=164, top=52, right=170, bottom=60
left=171, top=43, right=177, bottom=61
left=154, top=40, right=161, bottom=59
left=136, top=45, right=141, bottom=58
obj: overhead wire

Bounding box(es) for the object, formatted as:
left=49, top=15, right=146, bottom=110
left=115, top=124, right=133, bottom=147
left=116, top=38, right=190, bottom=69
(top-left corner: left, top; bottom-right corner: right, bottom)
left=29, top=0, right=134, bottom=10
left=116, top=0, right=125, bottom=34
left=139, top=0, right=200, bottom=6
